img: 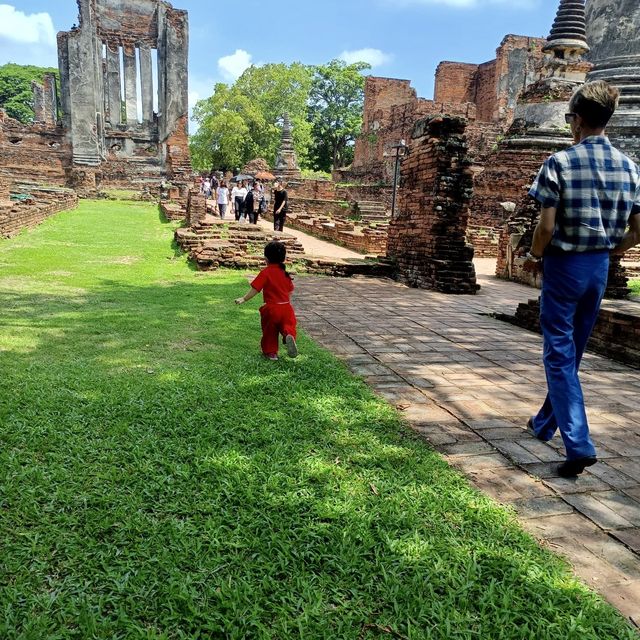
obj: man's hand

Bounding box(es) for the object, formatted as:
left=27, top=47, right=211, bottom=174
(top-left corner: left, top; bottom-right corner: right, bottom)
left=523, top=255, right=543, bottom=274
left=235, top=297, right=245, bottom=305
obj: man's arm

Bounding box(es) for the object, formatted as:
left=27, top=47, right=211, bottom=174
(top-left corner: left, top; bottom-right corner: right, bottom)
left=530, top=207, right=557, bottom=257
left=612, top=214, right=640, bottom=255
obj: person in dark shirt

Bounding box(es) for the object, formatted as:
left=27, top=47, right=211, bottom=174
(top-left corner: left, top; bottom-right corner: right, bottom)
left=244, top=183, right=261, bottom=224
left=273, top=182, right=288, bottom=232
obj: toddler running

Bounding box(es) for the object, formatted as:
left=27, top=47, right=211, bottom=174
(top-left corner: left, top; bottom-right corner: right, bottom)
left=235, top=241, right=298, bottom=361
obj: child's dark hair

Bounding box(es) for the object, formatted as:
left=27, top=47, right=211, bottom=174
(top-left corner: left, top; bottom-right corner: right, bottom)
left=264, top=241, right=292, bottom=280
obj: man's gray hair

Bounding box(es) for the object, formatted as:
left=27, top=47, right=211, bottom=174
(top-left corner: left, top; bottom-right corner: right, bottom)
left=569, top=81, right=620, bottom=128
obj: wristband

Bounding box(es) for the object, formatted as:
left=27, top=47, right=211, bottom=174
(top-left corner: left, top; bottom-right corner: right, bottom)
left=526, top=252, right=542, bottom=261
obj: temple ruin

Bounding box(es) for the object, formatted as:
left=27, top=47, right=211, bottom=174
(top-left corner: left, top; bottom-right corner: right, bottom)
left=57, top=0, right=191, bottom=191
left=2, top=0, right=639, bottom=297
left=0, top=0, right=191, bottom=238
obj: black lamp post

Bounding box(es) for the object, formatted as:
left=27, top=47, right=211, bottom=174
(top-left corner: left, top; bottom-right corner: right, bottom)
left=389, top=139, right=408, bottom=219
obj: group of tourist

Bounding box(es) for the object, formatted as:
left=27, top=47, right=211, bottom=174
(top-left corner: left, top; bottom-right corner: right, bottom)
left=198, top=175, right=289, bottom=231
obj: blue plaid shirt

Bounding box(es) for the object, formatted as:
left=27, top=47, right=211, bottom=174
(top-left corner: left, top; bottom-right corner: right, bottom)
left=529, top=136, right=640, bottom=252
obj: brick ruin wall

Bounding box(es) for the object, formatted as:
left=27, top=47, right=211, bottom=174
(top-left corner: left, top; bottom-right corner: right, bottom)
left=173, top=191, right=392, bottom=278
left=433, top=62, right=478, bottom=104
left=510, top=297, right=640, bottom=369
left=468, top=145, right=552, bottom=258
left=259, top=179, right=389, bottom=254
left=387, top=115, right=478, bottom=294
left=0, top=112, right=70, bottom=187
left=474, top=61, right=498, bottom=123
left=0, top=183, right=78, bottom=238
left=0, top=109, right=79, bottom=237
left=345, top=36, right=548, bottom=260
left=348, top=76, right=479, bottom=185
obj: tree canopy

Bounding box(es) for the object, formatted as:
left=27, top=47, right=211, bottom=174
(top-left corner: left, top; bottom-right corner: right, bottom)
left=189, top=59, right=369, bottom=173
left=308, top=59, right=370, bottom=172
left=190, top=63, right=313, bottom=173
left=0, top=63, right=60, bottom=124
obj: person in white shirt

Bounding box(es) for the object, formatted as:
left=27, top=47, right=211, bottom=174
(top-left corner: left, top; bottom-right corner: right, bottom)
left=216, top=181, right=230, bottom=219
left=232, top=181, right=248, bottom=221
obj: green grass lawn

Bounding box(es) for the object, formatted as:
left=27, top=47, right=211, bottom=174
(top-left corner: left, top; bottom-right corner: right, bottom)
left=0, top=201, right=637, bottom=639
left=630, top=279, right=640, bottom=297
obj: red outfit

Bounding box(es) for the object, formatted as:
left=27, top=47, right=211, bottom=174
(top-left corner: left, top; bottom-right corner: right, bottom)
left=251, top=264, right=297, bottom=356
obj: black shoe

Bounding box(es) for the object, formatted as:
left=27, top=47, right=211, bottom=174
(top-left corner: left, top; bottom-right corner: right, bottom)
left=557, top=457, right=597, bottom=478
left=527, top=418, right=545, bottom=441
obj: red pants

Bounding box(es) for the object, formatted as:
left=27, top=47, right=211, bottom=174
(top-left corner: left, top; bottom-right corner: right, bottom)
left=260, top=303, right=297, bottom=356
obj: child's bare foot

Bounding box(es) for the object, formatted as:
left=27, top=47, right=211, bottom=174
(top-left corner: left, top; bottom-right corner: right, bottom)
left=285, top=335, right=298, bottom=358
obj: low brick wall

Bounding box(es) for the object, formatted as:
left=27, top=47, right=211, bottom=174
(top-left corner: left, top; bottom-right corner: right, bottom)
left=508, top=298, right=640, bottom=368
left=160, top=201, right=186, bottom=221
left=467, top=225, right=500, bottom=258
left=263, top=211, right=387, bottom=255
left=175, top=219, right=305, bottom=271
left=0, top=187, right=78, bottom=238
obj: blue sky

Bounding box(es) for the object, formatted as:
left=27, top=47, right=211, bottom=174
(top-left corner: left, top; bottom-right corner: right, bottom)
left=3, top=1, right=558, bottom=128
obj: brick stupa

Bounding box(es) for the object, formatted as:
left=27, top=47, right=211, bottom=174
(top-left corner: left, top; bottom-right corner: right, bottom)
left=274, top=114, right=301, bottom=181
left=586, top=0, right=640, bottom=162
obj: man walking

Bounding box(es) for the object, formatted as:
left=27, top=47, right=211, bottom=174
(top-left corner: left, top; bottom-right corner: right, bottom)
left=525, top=80, right=640, bottom=477
left=273, top=181, right=289, bottom=232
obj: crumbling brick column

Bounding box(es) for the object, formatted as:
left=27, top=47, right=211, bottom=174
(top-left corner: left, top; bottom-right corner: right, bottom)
left=387, top=115, right=479, bottom=294
left=187, top=190, right=207, bottom=227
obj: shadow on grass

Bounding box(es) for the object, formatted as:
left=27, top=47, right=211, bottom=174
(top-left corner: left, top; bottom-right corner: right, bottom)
left=0, top=280, right=636, bottom=639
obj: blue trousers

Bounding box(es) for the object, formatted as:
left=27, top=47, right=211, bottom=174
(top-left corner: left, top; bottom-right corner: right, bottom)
left=531, top=251, right=609, bottom=460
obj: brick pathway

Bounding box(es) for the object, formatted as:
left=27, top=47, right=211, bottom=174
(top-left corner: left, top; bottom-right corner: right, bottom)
left=255, top=218, right=365, bottom=260
left=294, top=270, right=640, bottom=626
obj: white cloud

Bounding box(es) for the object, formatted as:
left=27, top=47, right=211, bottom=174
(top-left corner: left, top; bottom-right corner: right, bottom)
left=217, top=49, right=252, bottom=82
left=339, top=48, right=393, bottom=68
left=0, top=5, right=56, bottom=45
left=0, top=4, right=57, bottom=66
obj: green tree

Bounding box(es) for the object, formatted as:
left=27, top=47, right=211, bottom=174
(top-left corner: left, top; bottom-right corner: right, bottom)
left=0, top=63, right=59, bottom=124
left=190, top=63, right=313, bottom=172
left=308, top=59, right=370, bottom=172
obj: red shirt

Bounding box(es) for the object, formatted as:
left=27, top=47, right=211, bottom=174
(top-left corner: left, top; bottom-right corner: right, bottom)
left=251, top=264, right=294, bottom=304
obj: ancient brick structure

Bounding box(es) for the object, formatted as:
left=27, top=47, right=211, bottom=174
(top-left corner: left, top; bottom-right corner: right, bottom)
left=0, top=184, right=78, bottom=238
left=176, top=220, right=305, bottom=271
left=586, top=0, right=640, bottom=162
left=32, top=74, right=58, bottom=126
left=346, top=77, right=480, bottom=185
left=57, top=0, right=191, bottom=191
left=263, top=179, right=390, bottom=254
left=346, top=35, right=546, bottom=186
left=493, top=0, right=632, bottom=299
left=0, top=111, right=71, bottom=187
left=387, top=115, right=479, bottom=294
left=0, top=0, right=191, bottom=238
left=274, top=114, right=301, bottom=181
left=485, top=0, right=592, bottom=268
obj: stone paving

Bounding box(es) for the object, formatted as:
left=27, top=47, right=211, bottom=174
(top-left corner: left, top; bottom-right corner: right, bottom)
left=255, top=218, right=365, bottom=261
left=293, top=268, right=640, bottom=627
